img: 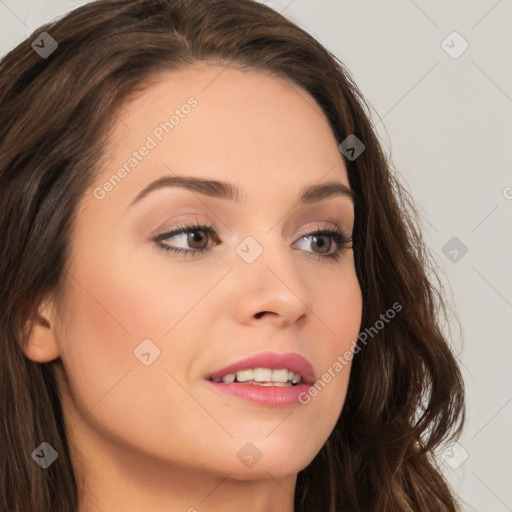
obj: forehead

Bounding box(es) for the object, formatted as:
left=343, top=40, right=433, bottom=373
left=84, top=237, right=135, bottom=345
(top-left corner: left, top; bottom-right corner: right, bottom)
left=90, top=63, right=350, bottom=212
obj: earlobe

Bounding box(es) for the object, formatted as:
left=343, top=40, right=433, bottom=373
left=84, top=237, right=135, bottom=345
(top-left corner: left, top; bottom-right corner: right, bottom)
left=22, top=298, right=61, bottom=363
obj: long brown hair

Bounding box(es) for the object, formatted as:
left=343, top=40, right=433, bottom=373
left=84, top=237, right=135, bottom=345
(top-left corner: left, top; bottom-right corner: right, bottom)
left=0, top=0, right=465, bottom=510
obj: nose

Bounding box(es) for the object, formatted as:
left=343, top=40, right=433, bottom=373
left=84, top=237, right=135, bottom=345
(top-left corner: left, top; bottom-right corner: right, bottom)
left=229, top=236, right=311, bottom=329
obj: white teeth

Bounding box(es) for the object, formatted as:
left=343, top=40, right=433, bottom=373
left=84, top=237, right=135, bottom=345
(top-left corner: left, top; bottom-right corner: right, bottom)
left=213, top=367, right=303, bottom=385
left=235, top=369, right=253, bottom=382
left=271, top=369, right=289, bottom=383
left=253, top=368, right=272, bottom=381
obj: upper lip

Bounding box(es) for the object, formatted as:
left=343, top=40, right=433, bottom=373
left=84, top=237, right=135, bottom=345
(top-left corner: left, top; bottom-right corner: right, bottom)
left=207, top=351, right=316, bottom=384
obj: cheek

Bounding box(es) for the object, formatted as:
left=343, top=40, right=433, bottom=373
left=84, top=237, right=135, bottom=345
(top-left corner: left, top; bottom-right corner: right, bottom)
left=301, top=264, right=362, bottom=416
left=57, top=238, right=222, bottom=416
left=55, top=249, right=171, bottom=409
left=311, top=260, right=363, bottom=356
left=61, top=242, right=204, bottom=358
left=55, top=254, right=207, bottom=455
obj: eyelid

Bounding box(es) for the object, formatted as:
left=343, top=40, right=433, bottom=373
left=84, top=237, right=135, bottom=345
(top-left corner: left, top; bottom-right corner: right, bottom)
left=153, top=219, right=351, bottom=242
left=153, top=218, right=353, bottom=260
left=153, top=219, right=216, bottom=241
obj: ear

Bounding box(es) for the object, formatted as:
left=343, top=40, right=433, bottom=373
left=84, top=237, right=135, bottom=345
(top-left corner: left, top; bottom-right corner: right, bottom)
left=22, top=296, right=61, bottom=363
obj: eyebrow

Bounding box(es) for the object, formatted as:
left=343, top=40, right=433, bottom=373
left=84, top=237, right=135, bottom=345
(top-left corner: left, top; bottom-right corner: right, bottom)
left=128, top=174, right=355, bottom=208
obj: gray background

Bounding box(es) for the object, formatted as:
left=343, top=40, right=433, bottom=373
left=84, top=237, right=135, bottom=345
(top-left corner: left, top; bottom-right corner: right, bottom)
left=1, top=0, right=511, bottom=510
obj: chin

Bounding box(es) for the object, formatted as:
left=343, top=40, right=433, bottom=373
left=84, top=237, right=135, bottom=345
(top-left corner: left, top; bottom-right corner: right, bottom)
left=222, top=437, right=321, bottom=481
left=226, top=457, right=312, bottom=481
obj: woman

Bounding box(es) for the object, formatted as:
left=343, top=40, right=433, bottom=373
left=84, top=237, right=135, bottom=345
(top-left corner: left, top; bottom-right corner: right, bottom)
left=0, top=0, right=465, bottom=510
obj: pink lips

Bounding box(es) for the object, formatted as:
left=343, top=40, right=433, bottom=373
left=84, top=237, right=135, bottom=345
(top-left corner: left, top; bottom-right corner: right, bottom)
left=205, top=352, right=317, bottom=407
left=207, top=351, right=316, bottom=384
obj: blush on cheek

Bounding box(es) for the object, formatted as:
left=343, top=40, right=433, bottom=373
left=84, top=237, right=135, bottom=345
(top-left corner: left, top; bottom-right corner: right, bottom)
left=58, top=282, right=134, bottom=387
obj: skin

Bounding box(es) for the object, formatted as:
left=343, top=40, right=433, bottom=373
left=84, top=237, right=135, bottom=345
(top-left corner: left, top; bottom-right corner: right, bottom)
left=25, top=63, right=363, bottom=512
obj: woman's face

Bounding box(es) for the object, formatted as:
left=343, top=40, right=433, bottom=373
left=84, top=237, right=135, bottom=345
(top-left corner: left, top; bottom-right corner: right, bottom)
left=49, top=64, right=362, bottom=490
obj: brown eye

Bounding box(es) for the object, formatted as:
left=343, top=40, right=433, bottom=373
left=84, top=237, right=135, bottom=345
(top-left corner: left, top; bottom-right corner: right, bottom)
left=292, top=226, right=352, bottom=262
left=186, top=230, right=209, bottom=250
left=154, top=221, right=218, bottom=256
left=308, top=234, right=332, bottom=254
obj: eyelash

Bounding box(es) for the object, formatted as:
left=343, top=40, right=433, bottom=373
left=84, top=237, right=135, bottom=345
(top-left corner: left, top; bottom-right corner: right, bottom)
left=153, top=220, right=353, bottom=261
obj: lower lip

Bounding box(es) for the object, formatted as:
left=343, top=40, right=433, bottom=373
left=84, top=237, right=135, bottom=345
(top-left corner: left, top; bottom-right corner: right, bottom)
left=205, top=380, right=314, bottom=406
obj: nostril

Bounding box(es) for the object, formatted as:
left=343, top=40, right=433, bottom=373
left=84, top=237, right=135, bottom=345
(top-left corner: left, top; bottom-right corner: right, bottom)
left=254, top=311, right=269, bottom=319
